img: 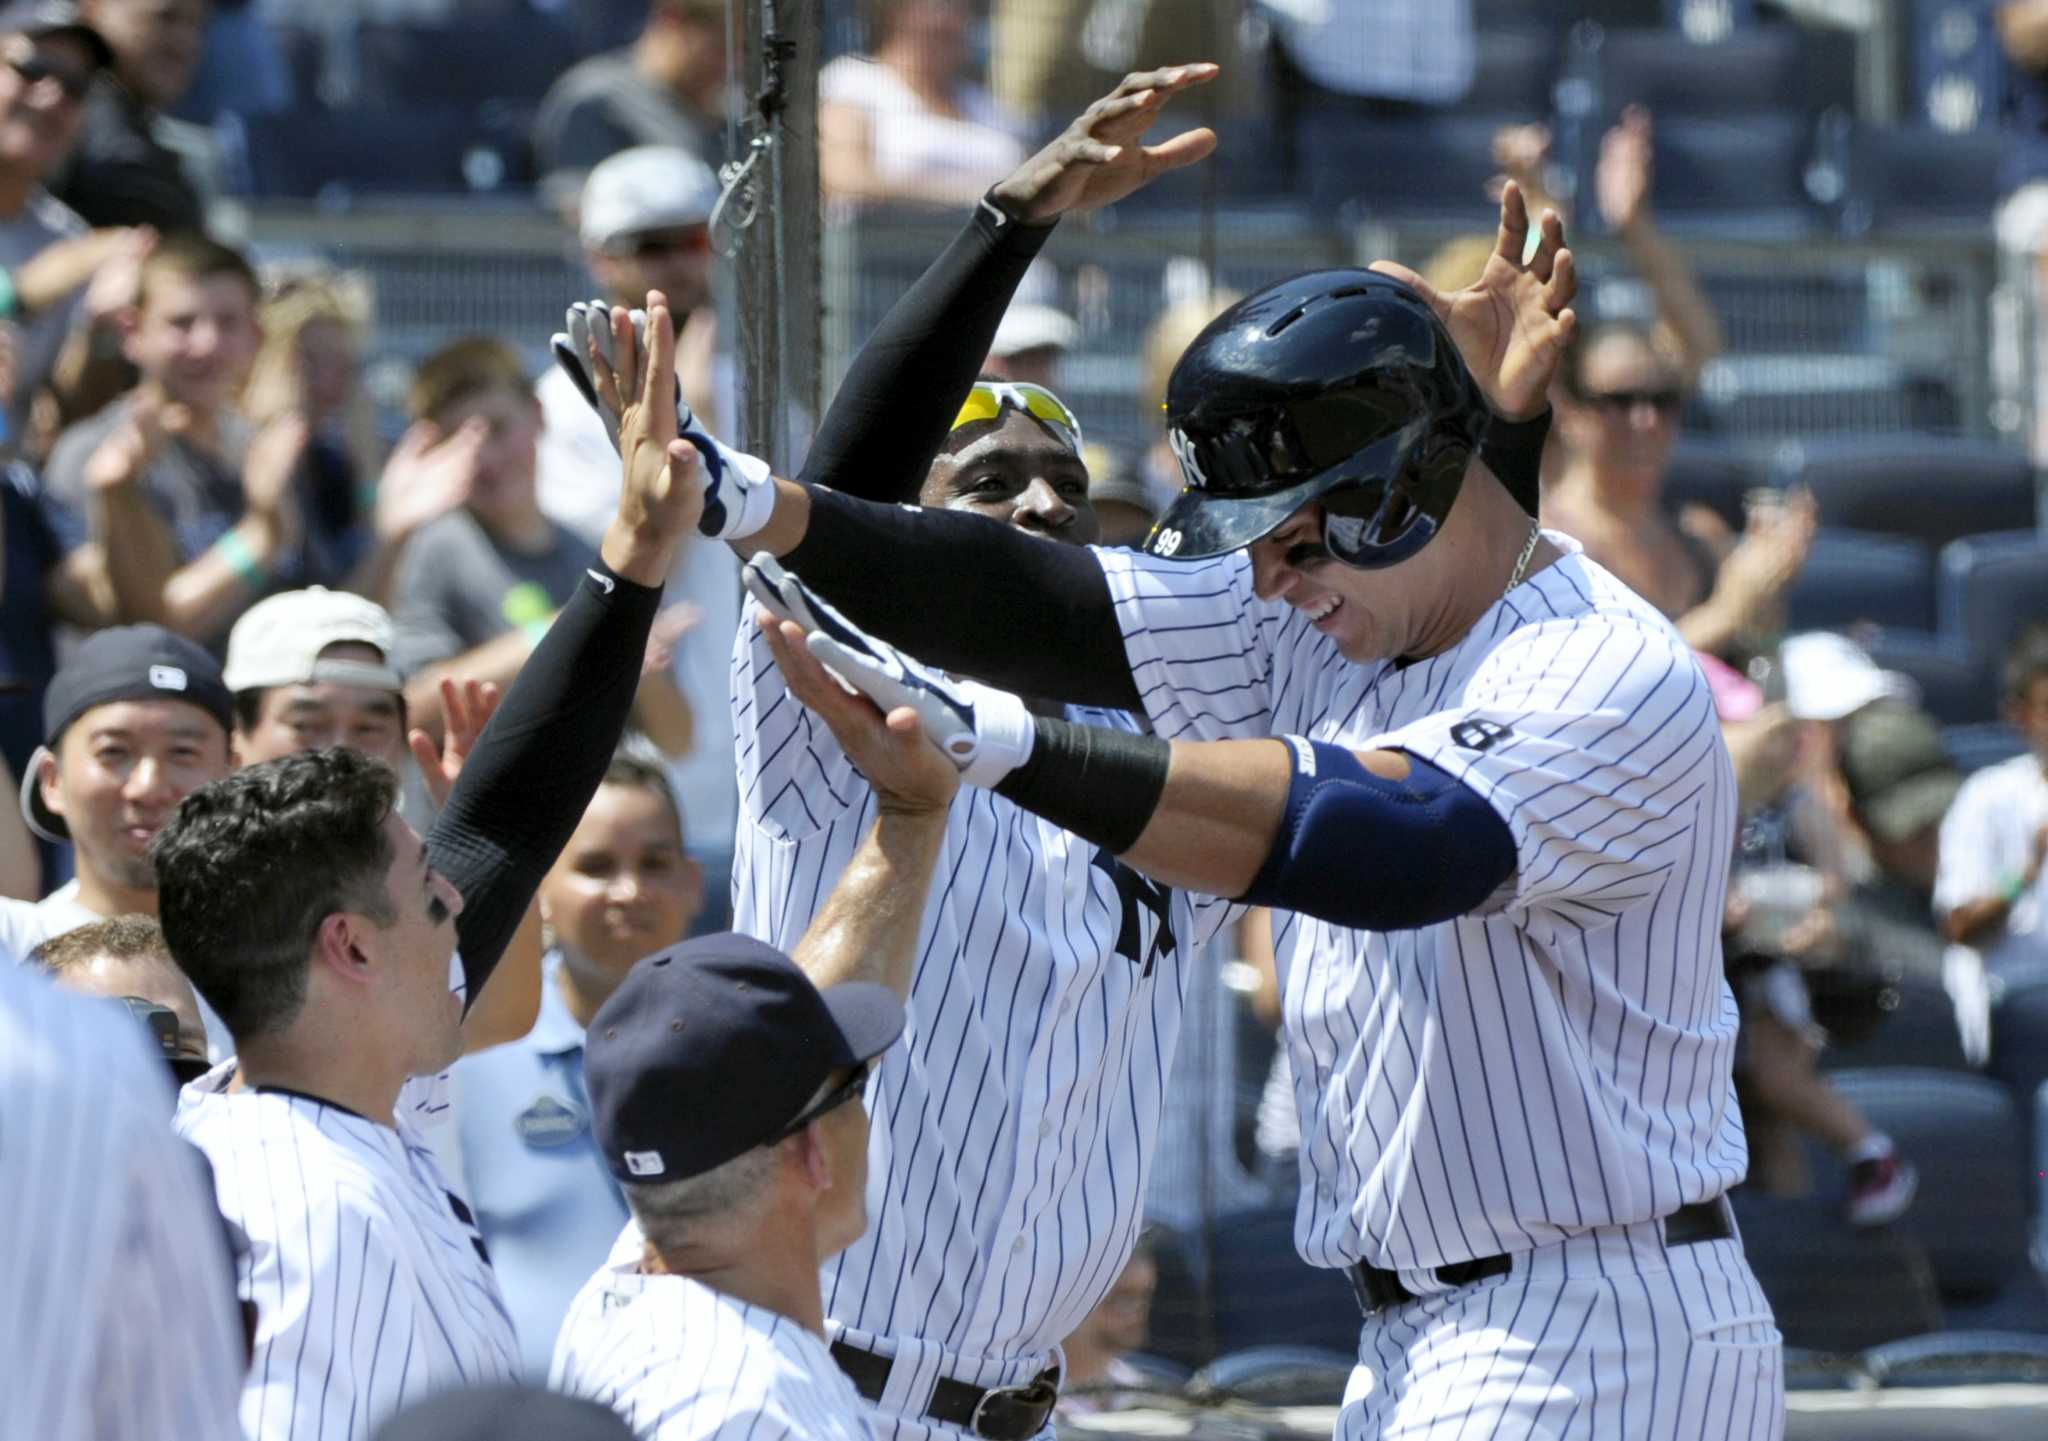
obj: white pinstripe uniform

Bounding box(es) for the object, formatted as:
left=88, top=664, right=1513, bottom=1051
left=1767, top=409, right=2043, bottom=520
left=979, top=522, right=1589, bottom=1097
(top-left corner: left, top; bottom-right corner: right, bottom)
left=176, top=1065, right=521, bottom=1440
left=732, top=619, right=1232, bottom=1439
left=0, top=963, right=244, bottom=1441
left=1095, top=534, right=1782, bottom=1441
left=552, top=1223, right=880, bottom=1441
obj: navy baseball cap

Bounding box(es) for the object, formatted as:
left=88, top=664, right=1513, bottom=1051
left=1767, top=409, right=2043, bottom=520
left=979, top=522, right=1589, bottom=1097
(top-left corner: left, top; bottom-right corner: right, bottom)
left=0, top=2, right=113, bottom=69
left=20, top=625, right=232, bottom=843
left=586, top=933, right=903, bottom=1184
left=374, top=1385, right=633, bottom=1441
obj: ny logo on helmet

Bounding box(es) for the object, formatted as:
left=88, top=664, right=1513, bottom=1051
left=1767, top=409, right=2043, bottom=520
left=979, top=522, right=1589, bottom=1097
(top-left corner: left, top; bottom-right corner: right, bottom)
left=1166, top=427, right=1209, bottom=490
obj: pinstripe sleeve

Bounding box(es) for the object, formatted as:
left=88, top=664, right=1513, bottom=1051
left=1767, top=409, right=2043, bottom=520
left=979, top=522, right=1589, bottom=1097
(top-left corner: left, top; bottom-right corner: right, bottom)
left=1096, top=548, right=1281, bottom=741
left=732, top=615, right=864, bottom=840
left=1380, top=617, right=1733, bottom=939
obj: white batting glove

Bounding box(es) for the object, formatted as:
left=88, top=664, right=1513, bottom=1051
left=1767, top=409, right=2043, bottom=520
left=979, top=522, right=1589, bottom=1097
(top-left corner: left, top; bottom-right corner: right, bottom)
left=744, top=552, right=1036, bottom=788
left=550, top=299, right=777, bottom=542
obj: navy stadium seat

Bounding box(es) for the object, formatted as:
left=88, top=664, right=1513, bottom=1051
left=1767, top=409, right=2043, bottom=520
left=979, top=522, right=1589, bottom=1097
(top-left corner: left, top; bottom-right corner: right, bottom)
left=1776, top=439, right=2035, bottom=545
left=1204, top=1206, right=1361, bottom=1356
left=1938, top=534, right=2048, bottom=697
left=1189, top=1346, right=1353, bottom=1406
left=1731, top=1187, right=1943, bottom=1352
left=1817, top=975, right=1967, bottom=1075
left=1301, top=113, right=1522, bottom=220
left=1785, top=529, right=1937, bottom=634
left=1661, top=441, right=1761, bottom=531
left=1861, top=1330, right=2048, bottom=1385
left=1942, top=723, right=2027, bottom=776
left=1858, top=631, right=1993, bottom=727
left=245, top=104, right=531, bottom=199
left=1814, top=1070, right=2035, bottom=1313
left=1643, top=114, right=1821, bottom=236
left=354, top=20, right=577, bottom=107
left=1838, top=124, right=2005, bottom=237
left=1451, top=23, right=1558, bottom=119
left=1583, top=24, right=1807, bottom=118
left=1990, top=973, right=2048, bottom=1154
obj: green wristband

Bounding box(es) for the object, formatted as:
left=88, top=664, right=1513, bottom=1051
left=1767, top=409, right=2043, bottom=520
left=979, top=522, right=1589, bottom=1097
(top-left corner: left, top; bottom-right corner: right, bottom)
left=214, top=528, right=265, bottom=588
left=0, top=266, right=17, bottom=322
left=2003, top=872, right=2031, bottom=905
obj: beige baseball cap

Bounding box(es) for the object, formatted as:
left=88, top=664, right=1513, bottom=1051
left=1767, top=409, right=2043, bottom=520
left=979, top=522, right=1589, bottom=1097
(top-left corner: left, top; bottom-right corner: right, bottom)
left=223, top=587, right=403, bottom=694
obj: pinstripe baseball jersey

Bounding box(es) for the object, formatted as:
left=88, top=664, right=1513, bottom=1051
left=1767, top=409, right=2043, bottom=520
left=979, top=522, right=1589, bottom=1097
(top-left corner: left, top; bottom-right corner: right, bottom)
left=732, top=618, right=1232, bottom=1388
left=1096, top=533, right=1746, bottom=1274
left=0, top=964, right=245, bottom=1441
left=176, top=1065, right=520, bottom=1440
left=552, top=1223, right=877, bottom=1441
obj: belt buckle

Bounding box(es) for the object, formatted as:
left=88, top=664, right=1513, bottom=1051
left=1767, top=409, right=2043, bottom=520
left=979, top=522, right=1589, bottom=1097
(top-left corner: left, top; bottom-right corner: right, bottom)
left=968, top=1373, right=1058, bottom=1441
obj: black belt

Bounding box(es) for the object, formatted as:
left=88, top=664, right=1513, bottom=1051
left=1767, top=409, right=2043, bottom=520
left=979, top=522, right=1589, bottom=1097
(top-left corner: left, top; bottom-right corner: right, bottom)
left=831, top=1340, right=1060, bottom=1441
left=1347, top=1196, right=1735, bottom=1316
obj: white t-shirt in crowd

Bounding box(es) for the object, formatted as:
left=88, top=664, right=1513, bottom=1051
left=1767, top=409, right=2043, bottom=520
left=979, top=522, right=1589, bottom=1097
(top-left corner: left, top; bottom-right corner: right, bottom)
left=819, top=56, right=1026, bottom=200
left=1936, top=751, right=2048, bottom=942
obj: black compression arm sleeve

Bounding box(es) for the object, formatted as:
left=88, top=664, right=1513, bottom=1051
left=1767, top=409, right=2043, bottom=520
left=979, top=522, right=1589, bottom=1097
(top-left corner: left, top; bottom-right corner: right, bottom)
left=431, top=561, right=660, bottom=1009
left=1479, top=409, right=1551, bottom=520
left=797, top=197, right=1057, bottom=503
left=786, top=484, right=1143, bottom=711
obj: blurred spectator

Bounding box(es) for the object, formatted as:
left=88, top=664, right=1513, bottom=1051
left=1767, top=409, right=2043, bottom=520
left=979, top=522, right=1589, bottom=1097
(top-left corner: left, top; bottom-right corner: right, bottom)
left=539, top=146, right=733, bottom=900
left=1055, top=1231, right=1161, bottom=1421
left=533, top=0, right=728, bottom=217
left=1936, top=631, right=2048, bottom=964
left=1266, top=0, right=1473, bottom=183
left=0, top=625, right=235, bottom=1057
left=224, top=585, right=408, bottom=772
left=453, top=744, right=704, bottom=1375
left=984, top=299, right=1076, bottom=389
left=990, top=0, right=1248, bottom=125
left=1999, top=3, right=2048, bottom=457
left=50, top=0, right=207, bottom=230
left=28, top=912, right=210, bottom=1086
left=1544, top=328, right=1816, bottom=664
left=388, top=336, right=693, bottom=754
left=1086, top=448, right=1156, bottom=547
left=819, top=0, right=1026, bottom=208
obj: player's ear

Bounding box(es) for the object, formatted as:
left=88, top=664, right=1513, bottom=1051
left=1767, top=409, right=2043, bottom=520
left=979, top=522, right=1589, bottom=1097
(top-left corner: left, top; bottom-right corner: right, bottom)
left=794, top=1124, right=834, bottom=1193
left=311, top=912, right=376, bottom=987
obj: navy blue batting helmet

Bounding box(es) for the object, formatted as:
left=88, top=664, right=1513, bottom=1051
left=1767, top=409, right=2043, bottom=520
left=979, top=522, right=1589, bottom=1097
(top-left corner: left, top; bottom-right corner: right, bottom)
left=1146, top=270, right=1489, bottom=568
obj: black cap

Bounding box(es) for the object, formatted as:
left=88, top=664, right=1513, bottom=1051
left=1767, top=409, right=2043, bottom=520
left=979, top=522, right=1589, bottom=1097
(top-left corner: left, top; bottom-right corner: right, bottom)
left=373, top=1385, right=634, bottom=1441
left=585, top=933, right=903, bottom=1185
left=0, top=1, right=113, bottom=69
left=20, top=624, right=232, bottom=842
left=1838, top=700, right=1963, bottom=845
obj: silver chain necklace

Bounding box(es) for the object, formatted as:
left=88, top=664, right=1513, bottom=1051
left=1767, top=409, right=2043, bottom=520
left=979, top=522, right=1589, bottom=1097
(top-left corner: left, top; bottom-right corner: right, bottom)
left=1505, top=522, right=1542, bottom=594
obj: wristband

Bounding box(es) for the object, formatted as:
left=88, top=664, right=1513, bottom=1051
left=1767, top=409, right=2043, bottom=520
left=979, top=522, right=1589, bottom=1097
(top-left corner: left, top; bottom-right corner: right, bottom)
left=213, top=528, right=265, bottom=588
left=2002, top=872, right=2030, bottom=905
left=0, top=266, right=17, bottom=322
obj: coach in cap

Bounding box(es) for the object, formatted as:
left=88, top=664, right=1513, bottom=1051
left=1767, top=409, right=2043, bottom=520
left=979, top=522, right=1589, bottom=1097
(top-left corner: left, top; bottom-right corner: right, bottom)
left=2, top=625, right=232, bottom=977
left=552, top=677, right=961, bottom=1439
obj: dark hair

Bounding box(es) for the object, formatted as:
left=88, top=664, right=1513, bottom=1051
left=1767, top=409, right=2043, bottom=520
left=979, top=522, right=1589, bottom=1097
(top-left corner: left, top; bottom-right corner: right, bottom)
left=1560, top=321, right=1667, bottom=402
left=602, top=744, right=686, bottom=845
left=138, top=232, right=261, bottom=310
left=406, top=336, right=533, bottom=426
left=152, top=748, right=400, bottom=1041
left=2005, top=627, right=2048, bottom=705
left=28, top=914, right=170, bottom=974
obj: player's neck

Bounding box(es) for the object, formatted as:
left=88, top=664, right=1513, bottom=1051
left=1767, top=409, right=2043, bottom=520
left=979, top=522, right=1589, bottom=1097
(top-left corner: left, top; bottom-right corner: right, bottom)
left=642, top=1238, right=827, bottom=1335
left=1405, top=481, right=1558, bottom=661
left=235, top=1020, right=408, bottom=1128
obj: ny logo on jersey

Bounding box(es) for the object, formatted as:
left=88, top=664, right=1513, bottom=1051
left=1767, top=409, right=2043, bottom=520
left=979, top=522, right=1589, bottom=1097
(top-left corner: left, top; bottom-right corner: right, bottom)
left=1450, top=719, right=1513, bottom=753
left=1091, top=848, right=1175, bottom=976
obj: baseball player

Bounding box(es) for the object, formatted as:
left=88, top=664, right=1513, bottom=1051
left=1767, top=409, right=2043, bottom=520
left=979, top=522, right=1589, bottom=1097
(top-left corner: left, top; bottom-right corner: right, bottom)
left=738, top=218, right=1782, bottom=1435
left=159, top=313, right=704, bottom=1441
left=0, top=960, right=244, bottom=1441
left=555, top=67, right=1266, bottom=1441
left=572, top=173, right=1776, bottom=1432
left=552, top=683, right=960, bottom=1440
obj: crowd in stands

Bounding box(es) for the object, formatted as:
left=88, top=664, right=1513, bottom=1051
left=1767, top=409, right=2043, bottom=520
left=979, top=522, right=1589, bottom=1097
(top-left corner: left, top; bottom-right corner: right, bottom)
left=6, top=0, right=2048, bottom=1437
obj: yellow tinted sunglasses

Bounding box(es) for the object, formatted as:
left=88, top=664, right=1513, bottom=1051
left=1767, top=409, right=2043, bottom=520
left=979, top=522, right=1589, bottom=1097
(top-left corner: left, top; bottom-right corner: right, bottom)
left=949, top=381, right=1083, bottom=452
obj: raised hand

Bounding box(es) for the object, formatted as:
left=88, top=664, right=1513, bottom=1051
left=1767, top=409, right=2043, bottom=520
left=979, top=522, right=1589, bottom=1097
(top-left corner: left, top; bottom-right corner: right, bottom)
left=1595, top=105, right=1655, bottom=235
left=1369, top=180, right=1577, bottom=421
left=373, top=418, right=481, bottom=544
left=989, top=64, right=1219, bottom=224
left=744, top=552, right=1034, bottom=788
left=409, top=676, right=503, bottom=808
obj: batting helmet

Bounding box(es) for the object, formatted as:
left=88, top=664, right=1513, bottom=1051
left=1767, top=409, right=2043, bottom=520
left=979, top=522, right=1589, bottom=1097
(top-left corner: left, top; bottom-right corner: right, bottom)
left=1145, top=270, right=1488, bottom=568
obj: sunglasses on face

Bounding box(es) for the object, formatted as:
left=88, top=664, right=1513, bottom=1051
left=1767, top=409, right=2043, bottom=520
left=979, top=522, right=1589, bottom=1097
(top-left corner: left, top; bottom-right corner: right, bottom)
left=771, top=1059, right=872, bottom=1143
left=949, top=380, right=1083, bottom=453
left=1585, top=388, right=1683, bottom=415
left=625, top=227, right=712, bottom=258
left=6, top=52, right=91, bottom=102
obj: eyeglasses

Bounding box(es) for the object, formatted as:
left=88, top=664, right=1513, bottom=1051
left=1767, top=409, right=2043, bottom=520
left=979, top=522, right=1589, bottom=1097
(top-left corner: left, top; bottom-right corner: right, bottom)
left=625, top=226, right=712, bottom=258
left=6, top=52, right=92, bottom=102
left=950, top=380, right=1083, bottom=453
left=770, top=1059, right=872, bottom=1143
left=1584, top=388, right=1682, bottom=415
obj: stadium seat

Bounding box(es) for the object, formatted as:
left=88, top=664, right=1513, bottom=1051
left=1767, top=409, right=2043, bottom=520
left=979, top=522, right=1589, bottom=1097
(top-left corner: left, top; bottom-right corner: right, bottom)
left=354, top=20, right=577, bottom=107
left=244, top=104, right=532, bottom=199
left=1301, top=114, right=1524, bottom=221
left=1816, top=975, right=1967, bottom=1075
left=1203, top=1206, right=1362, bottom=1356
left=1990, top=973, right=2048, bottom=1148
left=1641, top=114, right=1822, bottom=237
left=1938, top=533, right=2048, bottom=696
left=1860, top=1329, right=2048, bottom=1385
left=1775, top=439, right=2035, bottom=545
left=1857, top=631, right=1992, bottom=727
left=1661, top=441, right=1761, bottom=531
left=1451, top=23, right=1559, bottom=119
left=1731, top=1187, right=1943, bottom=1352
left=1785, top=529, right=1937, bottom=634
left=1188, top=1346, right=1354, bottom=1406
left=1816, top=1070, right=2034, bottom=1310
left=1942, top=723, right=2027, bottom=777
left=1837, top=125, right=2005, bottom=237
left=1580, top=24, right=1807, bottom=118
